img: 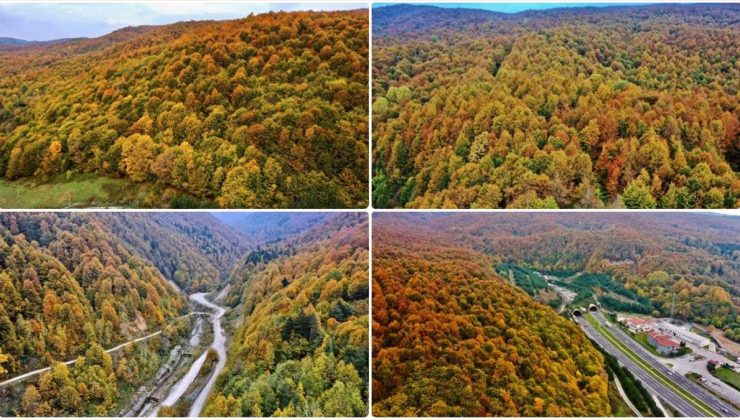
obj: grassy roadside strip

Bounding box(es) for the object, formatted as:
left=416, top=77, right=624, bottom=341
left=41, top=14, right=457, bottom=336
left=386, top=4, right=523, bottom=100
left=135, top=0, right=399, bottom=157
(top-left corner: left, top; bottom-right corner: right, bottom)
left=633, top=331, right=690, bottom=358
left=713, top=367, right=740, bottom=392
left=584, top=313, right=717, bottom=417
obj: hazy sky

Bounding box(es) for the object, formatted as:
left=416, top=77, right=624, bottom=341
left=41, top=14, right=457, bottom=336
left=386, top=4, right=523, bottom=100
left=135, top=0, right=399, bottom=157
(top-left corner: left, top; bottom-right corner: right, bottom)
left=0, top=2, right=362, bottom=41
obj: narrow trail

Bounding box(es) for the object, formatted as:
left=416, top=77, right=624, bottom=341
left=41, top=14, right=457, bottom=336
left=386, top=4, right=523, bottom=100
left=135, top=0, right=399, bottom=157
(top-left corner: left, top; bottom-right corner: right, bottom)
left=0, top=311, right=209, bottom=388
left=0, top=329, right=164, bottom=388
left=0, top=291, right=228, bottom=418
left=613, top=374, right=643, bottom=417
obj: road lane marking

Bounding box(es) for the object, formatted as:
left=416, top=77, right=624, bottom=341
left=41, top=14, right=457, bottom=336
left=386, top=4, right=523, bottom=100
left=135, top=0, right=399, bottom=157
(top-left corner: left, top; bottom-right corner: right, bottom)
left=584, top=313, right=717, bottom=417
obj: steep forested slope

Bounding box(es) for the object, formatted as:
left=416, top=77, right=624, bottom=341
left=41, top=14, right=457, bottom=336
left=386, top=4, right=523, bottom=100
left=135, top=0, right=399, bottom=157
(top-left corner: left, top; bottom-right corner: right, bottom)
left=203, top=213, right=369, bottom=416
left=0, top=212, right=367, bottom=416
left=372, top=4, right=739, bottom=209
left=372, top=217, right=610, bottom=416
left=379, top=212, right=740, bottom=340
left=100, top=213, right=249, bottom=291
left=0, top=213, right=188, bottom=381
left=0, top=9, right=368, bottom=208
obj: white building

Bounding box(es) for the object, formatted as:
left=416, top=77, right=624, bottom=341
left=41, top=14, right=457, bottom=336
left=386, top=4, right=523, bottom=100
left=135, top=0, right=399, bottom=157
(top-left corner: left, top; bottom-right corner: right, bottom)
left=654, top=320, right=712, bottom=349
left=617, top=316, right=654, bottom=333
left=647, top=330, right=681, bottom=355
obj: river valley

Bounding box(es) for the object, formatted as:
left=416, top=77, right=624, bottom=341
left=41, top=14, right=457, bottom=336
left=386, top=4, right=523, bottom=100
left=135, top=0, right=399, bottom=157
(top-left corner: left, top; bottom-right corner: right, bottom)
left=141, top=292, right=227, bottom=417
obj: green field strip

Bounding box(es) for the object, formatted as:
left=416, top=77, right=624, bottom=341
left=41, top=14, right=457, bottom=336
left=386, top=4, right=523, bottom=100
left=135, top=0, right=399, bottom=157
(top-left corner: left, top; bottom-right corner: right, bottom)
left=584, top=313, right=718, bottom=417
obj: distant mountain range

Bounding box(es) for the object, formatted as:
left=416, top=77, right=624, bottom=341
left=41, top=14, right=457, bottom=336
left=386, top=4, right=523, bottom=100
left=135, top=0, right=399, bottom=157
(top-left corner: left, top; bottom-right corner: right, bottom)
left=0, top=37, right=36, bottom=46
left=0, top=36, right=82, bottom=47
left=213, top=212, right=331, bottom=244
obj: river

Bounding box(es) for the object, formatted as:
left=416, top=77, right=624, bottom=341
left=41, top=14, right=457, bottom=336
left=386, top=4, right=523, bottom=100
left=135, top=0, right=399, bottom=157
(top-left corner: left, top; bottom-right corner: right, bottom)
left=149, top=292, right=227, bottom=417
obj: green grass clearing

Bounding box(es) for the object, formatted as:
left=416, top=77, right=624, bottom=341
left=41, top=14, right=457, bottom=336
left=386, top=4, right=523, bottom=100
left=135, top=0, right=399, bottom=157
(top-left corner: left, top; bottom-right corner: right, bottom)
left=0, top=173, right=205, bottom=208
left=584, top=313, right=717, bottom=417
left=713, top=367, right=740, bottom=391
left=1, top=174, right=114, bottom=208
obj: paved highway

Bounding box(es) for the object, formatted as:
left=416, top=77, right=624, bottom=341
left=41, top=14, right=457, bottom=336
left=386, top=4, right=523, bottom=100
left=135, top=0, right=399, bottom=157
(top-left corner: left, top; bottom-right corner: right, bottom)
left=578, top=313, right=707, bottom=416
left=592, top=311, right=737, bottom=417
left=577, top=310, right=737, bottom=417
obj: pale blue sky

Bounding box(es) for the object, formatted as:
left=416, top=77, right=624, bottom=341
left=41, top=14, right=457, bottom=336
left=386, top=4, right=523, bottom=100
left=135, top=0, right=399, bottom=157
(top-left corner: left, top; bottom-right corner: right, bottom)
left=0, top=2, right=363, bottom=41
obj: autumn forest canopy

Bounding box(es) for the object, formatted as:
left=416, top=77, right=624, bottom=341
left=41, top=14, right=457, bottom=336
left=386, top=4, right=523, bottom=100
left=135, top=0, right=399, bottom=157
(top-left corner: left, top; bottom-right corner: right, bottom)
left=0, top=9, right=369, bottom=208
left=204, top=213, right=369, bottom=416
left=372, top=214, right=611, bottom=416
left=0, top=212, right=369, bottom=417
left=0, top=212, right=247, bottom=381
left=372, top=212, right=740, bottom=416
left=372, top=4, right=740, bottom=209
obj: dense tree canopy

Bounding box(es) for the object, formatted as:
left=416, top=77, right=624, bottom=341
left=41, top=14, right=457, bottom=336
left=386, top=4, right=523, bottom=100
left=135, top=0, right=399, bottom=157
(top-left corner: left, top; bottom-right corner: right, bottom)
left=97, top=213, right=249, bottom=291
left=1, top=212, right=369, bottom=416
left=377, top=212, right=740, bottom=341
left=372, top=219, right=610, bottom=416
left=203, top=213, right=369, bottom=417
left=0, top=9, right=368, bottom=208
left=0, top=213, right=187, bottom=382
left=372, top=4, right=739, bottom=208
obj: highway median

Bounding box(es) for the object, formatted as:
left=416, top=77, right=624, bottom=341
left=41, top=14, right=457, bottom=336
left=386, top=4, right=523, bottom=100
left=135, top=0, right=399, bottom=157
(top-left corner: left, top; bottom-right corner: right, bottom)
left=584, top=313, right=718, bottom=417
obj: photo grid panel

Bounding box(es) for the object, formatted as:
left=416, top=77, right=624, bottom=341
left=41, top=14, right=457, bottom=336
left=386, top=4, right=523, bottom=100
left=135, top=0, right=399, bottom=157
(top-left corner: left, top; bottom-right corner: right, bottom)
left=0, top=211, right=370, bottom=417
left=0, top=0, right=739, bottom=419
left=0, top=2, right=370, bottom=210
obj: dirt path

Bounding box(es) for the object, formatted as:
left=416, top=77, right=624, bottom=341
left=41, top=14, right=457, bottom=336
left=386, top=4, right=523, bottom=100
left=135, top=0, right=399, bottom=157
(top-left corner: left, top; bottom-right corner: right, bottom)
left=0, top=312, right=206, bottom=388
left=187, top=293, right=227, bottom=417
left=0, top=330, right=163, bottom=388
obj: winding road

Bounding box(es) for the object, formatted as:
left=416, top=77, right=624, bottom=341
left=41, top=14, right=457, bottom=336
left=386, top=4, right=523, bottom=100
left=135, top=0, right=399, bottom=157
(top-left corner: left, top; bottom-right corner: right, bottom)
left=0, top=322, right=185, bottom=388
left=188, top=293, right=227, bottom=417
left=149, top=292, right=227, bottom=417
left=1, top=291, right=228, bottom=419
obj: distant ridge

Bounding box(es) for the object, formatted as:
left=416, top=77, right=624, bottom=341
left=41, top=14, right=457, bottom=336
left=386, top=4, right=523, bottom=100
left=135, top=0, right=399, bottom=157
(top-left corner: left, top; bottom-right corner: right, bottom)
left=0, top=36, right=35, bottom=46
left=373, top=3, right=740, bottom=36
left=0, top=36, right=84, bottom=47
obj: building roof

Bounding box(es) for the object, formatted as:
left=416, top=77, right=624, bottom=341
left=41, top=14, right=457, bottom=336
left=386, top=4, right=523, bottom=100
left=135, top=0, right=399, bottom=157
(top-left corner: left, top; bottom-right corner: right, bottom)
left=654, top=335, right=679, bottom=348
left=654, top=320, right=711, bottom=345
left=627, top=317, right=648, bottom=326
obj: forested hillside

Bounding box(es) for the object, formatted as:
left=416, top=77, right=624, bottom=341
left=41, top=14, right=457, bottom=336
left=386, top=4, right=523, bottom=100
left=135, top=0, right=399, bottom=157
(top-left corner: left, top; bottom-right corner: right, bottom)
left=99, top=213, right=249, bottom=291
left=0, top=212, right=369, bottom=416
left=378, top=212, right=740, bottom=340
left=372, top=4, right=739, bottom=208
left=372, top=217, right=610, bottom=416
left=0, top=9, right=368, bottom=208
left=213, top=212, right=329, bottom=244
left=203, top=213, right=369, bottom=416
left=0, top=213, right=188, bottom=382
